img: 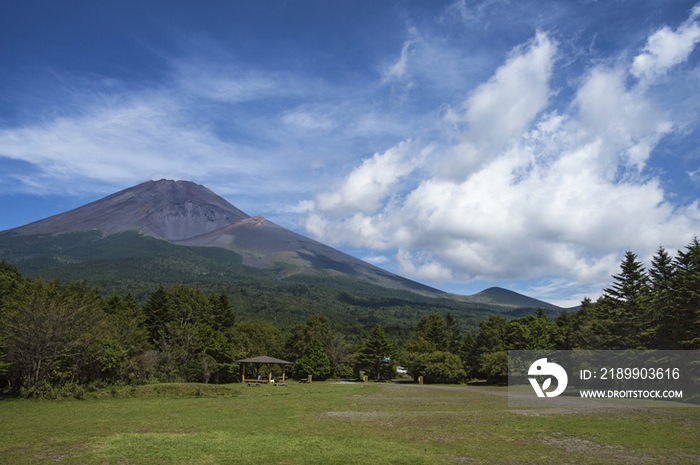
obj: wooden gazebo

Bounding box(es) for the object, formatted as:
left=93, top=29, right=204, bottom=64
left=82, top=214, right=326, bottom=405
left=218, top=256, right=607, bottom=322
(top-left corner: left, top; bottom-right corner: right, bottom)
left=237, top=356, right=293, bottom=384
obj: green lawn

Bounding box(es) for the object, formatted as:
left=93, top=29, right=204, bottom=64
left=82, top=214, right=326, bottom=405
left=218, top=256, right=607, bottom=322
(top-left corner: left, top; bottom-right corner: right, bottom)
left=1, top=382, right=699, bottom=464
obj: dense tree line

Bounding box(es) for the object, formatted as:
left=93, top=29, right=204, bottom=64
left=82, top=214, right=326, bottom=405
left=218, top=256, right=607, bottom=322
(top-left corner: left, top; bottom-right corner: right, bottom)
left=461, top=239, right=700, bottom=382
left=0, top=260, right=398, bottom=396
left=1, top=238, right=698, bottom=396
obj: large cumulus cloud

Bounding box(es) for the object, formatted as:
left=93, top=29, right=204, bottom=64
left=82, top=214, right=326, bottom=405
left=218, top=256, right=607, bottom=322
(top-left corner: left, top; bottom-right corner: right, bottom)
left=302, top=8, right=700, bottom=304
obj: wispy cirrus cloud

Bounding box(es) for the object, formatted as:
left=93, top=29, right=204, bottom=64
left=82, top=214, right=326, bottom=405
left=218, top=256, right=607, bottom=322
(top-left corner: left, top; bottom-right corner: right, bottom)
left=0, top=91, right=251, bottom=195
left=382, top=28, right=421, bottom=83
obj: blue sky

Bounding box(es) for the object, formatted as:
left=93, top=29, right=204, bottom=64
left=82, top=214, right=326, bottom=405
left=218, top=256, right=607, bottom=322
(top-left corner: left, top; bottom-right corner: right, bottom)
left=2, top=1, right=700, bottom=306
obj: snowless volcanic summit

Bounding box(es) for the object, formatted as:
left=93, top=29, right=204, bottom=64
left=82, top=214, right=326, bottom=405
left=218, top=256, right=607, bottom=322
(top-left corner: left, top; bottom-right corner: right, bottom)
left=7, top=179, right=445, bottom=296
left=10, top=179, right=250, bottom=241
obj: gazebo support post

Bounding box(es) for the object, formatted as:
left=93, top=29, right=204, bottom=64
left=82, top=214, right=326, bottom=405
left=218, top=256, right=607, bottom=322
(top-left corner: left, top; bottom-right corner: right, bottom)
left=242, top=363, right=246, bottom=383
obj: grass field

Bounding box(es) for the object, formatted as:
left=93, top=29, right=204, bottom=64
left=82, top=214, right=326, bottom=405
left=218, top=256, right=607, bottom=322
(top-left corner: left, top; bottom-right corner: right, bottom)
left=1, top=381, right=699, bottom=464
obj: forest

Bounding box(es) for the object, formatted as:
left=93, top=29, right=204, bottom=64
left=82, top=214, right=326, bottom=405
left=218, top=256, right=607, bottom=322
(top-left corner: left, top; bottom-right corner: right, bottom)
left=1, top=237, right=699, bottom=398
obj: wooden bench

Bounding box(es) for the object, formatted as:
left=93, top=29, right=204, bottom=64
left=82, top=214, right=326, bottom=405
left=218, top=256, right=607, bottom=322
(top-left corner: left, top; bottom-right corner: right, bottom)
left=243, top=378, right=270, bottom=384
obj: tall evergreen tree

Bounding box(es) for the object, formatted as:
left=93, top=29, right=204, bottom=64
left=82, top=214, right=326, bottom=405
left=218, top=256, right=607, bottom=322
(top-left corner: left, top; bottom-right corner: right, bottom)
left=444, top=312, right=463, bottom=353
left=554, top=310, right=575, bottom=350
left=468, top=314, right=507, bottom=379
left=650, top=246, right=675, bottom=293
left=358, top=325, right=397, bottom=380
left=416, top=313, right=448, bottom=351
left=294, top=338, right=331, bottom=381
left=603, top=251, right=650, bottom=303
left=570, top=297, right=605, bottom=349
left=285, top=314, right=332, bottom=365
left=143, top=286, right=169, bottom=344
left=324, top=333, right=351, bottom=378
left=648, top=246, right=676, bottom=348
left=671, top=238, right=700, bottom=348
left=598, top=251, right=650, bottom=348
left=210, top=291, right=236, bottom=331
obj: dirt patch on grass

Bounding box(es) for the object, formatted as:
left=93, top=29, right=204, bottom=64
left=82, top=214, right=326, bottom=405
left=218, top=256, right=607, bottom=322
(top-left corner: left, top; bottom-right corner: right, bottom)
left=537, top=433, right=699, bottom=463
left=509, top=408, right=602, bottom=417
left=321, top=410, right=394, bottom=419
left=540, top=433, right=626, bottom=453
left=449, top=455, right=476, bottom=463
left=339, top=395, right=482, bottom=407
left=396, top=384, right=508, bottom=397
left=32, top=442, right=91, bottom=463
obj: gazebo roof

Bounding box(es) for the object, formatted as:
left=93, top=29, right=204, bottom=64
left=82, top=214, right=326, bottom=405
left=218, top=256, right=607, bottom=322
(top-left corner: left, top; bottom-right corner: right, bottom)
left=236, top=356, right=293, bottom=365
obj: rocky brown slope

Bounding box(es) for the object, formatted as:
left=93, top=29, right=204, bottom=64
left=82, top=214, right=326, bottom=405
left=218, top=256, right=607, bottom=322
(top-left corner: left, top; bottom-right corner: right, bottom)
left=7, top=179, right=446, bottom=297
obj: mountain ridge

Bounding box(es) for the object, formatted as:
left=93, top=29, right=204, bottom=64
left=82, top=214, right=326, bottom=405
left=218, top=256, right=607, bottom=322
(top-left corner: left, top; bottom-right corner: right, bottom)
left=9, top=179, right=250, bottom=241
left=2, top=179, right=563, bottom=310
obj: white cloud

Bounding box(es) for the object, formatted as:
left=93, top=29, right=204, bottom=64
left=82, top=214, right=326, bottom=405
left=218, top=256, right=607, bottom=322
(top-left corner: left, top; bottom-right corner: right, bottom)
left=302, top=12, right=700, bottom=295
left=0, top=61, right=347, bottom=202
left=381, top=25, right=423, bottom=84
left=363, top=255, right=390, bottom=265
left=0, top=94, right=253, bottom=195
left=442, top=31, right=557, bottom=178
left=464, top=31, right=555, bottom=143
left=172, top=55, right=295, bottom=103
left=290, top=200, right=315, bottom=213
left=282, top=111, right=334, bottom=131
left=444, top=0, right=507, bottom=24
left=4, top=2, right=700, bottom=305
left=314, top=140, right=427, bottom=214
left=397, top=248, right=453, bottom=282
left=631, top=5, right=700, bottom=81
left=383, top=38, right=417, bottom=82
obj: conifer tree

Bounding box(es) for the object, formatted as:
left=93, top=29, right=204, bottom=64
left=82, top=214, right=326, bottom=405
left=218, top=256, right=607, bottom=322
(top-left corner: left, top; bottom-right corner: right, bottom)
left=294, top=338, right=331, bottom=380
left=603, top=251, right=650, bottom=304
left=648, top=246, right=676, bottom=348
left=650, top=246, right=675, bottom=293
left=671, top=238, right=700, bottom=348
left=416, top=313, right=448, bottom=351
left=468, top=314, right=506, bottom=367
left=554, top=310, right=576, bottom=349
left=444, top=312, right=463, bottom=353
left=598, top=251, right=650, bottom=348
left=358, top=324, right=397, bottom=380
left=210, top=291, right=236, bottom=331
left=143, top=286, right=169, bottom=344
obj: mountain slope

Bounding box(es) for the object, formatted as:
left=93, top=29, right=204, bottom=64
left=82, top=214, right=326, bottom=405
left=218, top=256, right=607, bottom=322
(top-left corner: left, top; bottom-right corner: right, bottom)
left=2, top=179, right=563, bottom=310
left=173, top=215, right=441, bottom=294
left=4, top=179, right=448, bottom=298
left=459, top=287, right=560, bottom=310
left=9, top=179, right=249, bottom=240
